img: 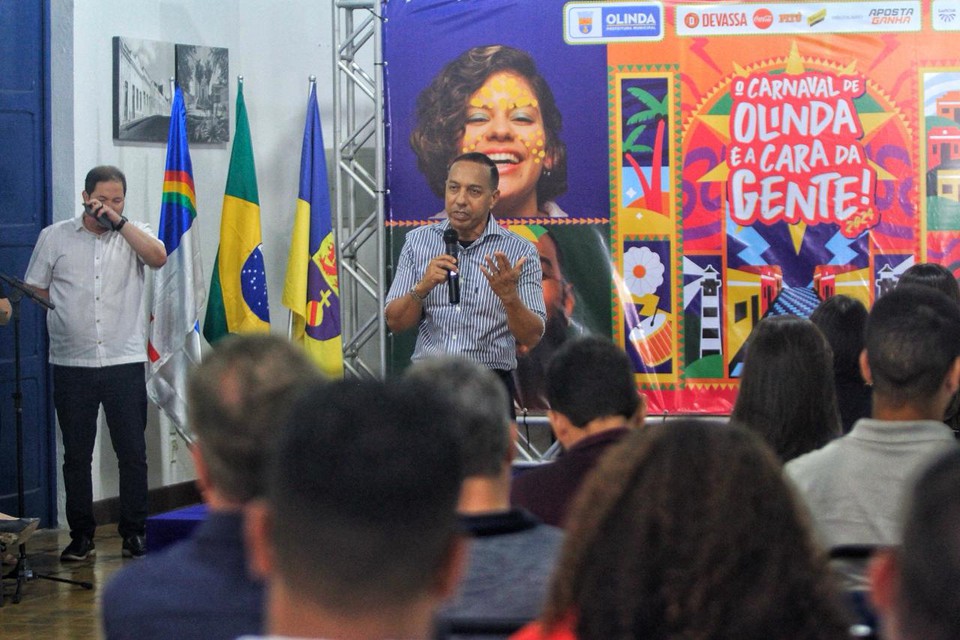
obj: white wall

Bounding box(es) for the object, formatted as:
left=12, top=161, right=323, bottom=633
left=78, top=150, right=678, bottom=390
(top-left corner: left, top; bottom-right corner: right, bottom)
left=51, top=0, right=362, bottom=515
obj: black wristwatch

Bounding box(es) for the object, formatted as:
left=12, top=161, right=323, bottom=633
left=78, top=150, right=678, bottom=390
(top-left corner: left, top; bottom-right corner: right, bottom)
left=113, top=216, right=128, bottom=232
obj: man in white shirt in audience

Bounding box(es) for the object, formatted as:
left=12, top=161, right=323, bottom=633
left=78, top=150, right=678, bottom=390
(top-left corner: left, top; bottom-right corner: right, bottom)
left=786, top=285, right=960, bottom=585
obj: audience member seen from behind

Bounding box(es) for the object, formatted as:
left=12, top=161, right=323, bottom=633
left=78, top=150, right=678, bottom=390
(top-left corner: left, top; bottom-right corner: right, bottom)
left=102, top=335, right=320, bottom=640
left=243, top=378, right=466, bottom=640
left=897, top=262, right=960, bottom=435
left=810, top=295, right=871, bottom=433
left=731, top=314, right=842, bottom=462
left=869, top=449, right=960, bottom=640
left=512, top=422, right=850, bottom=640
left=897, top=262, right=960, bottom=302
left=510, top=336, right=645, bottom=528
left=411, top=45, right=567, bottom=218
left=407, top=358, right=564, bottom=633
left=786, top=285, right=960, bottom=586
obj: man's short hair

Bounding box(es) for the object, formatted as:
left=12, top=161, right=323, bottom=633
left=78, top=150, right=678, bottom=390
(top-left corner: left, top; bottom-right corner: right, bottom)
left=449, top=152, right=500, bottom=190
left=85, top=165, right=127, bottom=195
left=405, top=357, right=510, bottom=478
left=898, top=262, right=960, bottom=304
left=866, top=285, right=960, bottom=404
left=267, top=378, right=463, bottom=613
left=898, top=449, right=960, bottom=640
left=187, top=334, right=319, bottom=503
left=546, top=336, right=639, bottom=427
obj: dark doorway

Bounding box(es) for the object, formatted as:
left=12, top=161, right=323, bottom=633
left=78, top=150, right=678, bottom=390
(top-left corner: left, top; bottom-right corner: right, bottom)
left=0, top=1, right=56, bottom=525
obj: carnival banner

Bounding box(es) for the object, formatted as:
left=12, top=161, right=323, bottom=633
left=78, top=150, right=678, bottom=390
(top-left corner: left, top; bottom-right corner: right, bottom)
left=383, top=0, right=960, bottom=414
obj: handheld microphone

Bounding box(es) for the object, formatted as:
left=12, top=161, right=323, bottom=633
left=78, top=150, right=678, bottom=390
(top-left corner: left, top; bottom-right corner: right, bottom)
left=443, top=228, right=460, bottom=305
left=84, top=202, right=113, bottom=230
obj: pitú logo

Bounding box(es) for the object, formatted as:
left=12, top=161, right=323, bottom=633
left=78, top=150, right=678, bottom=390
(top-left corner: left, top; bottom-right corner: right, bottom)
left=753, top=8, right=774, bottom=29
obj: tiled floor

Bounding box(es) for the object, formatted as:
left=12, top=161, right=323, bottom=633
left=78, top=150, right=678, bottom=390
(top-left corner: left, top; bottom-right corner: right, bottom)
left=1, top=526, right=128, bottom=640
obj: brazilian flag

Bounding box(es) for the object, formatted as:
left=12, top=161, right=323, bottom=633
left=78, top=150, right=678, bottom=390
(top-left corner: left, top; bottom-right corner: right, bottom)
left=203, top=81, right=270, bottom=344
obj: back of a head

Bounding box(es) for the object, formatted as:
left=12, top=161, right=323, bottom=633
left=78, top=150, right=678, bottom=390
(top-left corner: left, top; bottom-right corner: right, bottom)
left=898, top=449, right=960, bottom=640
left=810, top=295, right=869, bottom=381
left=732, top=315, right=841, bottom=462
left=898, top=263, right=960, bottom=304
left=546, top=336, right=638, bottom=427
left=267, top=378, right=463, bottom=614
left=187, top=334, right=319, bottom=503
left=405, top=357, right=510, bottom=478
left=866, top=285, right=960, bottom=405
left=544, top=421, right=848, bottom=640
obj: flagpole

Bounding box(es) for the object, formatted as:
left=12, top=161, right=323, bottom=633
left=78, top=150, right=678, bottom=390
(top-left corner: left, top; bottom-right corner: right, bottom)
left=287, top=75, right=319, bottom=343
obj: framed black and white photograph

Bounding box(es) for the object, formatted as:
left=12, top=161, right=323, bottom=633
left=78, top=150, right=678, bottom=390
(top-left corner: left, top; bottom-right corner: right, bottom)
left=112, top=36, right=175, bottom=142
left=176, top=44, right=229, bottom=144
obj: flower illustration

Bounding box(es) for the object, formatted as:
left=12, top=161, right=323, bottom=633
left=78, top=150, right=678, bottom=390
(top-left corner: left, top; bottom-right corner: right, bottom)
left=624, top=246, right=665, bottom=297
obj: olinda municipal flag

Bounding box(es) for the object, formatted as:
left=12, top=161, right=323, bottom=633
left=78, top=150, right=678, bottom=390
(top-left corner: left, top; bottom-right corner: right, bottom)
left=282, top=83, right=343, bottom=378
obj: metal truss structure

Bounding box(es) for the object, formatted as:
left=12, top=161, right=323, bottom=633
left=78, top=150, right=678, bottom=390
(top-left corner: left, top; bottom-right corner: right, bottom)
left=333, top=0, right=386, bottom=378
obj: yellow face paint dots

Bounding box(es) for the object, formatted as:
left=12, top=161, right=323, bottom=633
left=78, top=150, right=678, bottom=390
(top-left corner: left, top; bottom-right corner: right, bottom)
left=459, top=71, right=552, bottom=217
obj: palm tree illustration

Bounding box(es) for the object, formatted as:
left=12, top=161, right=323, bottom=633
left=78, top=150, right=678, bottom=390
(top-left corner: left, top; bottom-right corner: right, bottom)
left=623, top=84, right=667, bottom=213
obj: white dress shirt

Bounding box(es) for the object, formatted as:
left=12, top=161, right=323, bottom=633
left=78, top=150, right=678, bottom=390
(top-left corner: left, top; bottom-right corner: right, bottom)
left=25, top=215, right=156, bottom=367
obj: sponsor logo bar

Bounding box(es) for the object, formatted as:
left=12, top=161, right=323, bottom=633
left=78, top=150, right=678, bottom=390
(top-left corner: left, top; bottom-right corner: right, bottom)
left=676, top=2, right=921, bottom=36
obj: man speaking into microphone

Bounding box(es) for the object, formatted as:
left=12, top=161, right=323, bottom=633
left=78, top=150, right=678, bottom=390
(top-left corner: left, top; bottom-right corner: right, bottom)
left=385, top=153, right=545, bottom=409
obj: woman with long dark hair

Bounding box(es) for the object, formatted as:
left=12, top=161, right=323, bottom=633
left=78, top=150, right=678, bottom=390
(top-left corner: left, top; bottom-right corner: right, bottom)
left=732, top=315, right=842, bottom=462
left=810, top=295, right=870, bottom=433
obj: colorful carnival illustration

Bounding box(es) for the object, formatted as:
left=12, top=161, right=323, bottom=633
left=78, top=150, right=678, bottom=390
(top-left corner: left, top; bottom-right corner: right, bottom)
left=384, top=1, right=960, bottom=413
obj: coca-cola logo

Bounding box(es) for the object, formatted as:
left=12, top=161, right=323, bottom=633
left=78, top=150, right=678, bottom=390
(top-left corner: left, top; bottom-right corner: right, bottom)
left=753, top=8, right=773, bottom=29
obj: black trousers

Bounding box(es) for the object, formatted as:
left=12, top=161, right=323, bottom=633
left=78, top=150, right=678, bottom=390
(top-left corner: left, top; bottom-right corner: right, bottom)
left=53, top=363, right=148, bottom=540
left=491, top=368, right=518, bottom=420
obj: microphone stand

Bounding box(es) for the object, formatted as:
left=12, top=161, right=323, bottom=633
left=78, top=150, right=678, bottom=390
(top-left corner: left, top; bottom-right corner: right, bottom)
left=0, top=274, right=92, bottom=605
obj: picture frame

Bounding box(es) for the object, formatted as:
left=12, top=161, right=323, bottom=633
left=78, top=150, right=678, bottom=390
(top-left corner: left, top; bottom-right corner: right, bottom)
left=176, top=44, right=230, bottom=144
left=112, top=36, right=175, bottom=142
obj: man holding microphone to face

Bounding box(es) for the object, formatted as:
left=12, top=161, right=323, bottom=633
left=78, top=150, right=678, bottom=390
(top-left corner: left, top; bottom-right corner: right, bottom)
left=385, top=152, right=545, bottom=411
left=24, top=165, right=166, bottom=562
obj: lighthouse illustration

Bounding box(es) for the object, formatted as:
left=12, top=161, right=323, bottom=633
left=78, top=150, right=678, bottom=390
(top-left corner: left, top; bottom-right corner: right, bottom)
left=699, top=265, right=722, bottom=359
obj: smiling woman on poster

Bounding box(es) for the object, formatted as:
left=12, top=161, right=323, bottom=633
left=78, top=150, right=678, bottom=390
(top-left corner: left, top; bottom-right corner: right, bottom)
left=411, top=45, right=569, bottom=219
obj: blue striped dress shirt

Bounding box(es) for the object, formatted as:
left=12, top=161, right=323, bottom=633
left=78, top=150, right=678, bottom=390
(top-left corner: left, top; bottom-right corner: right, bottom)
left=386, top=215, right=546, bottom=370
